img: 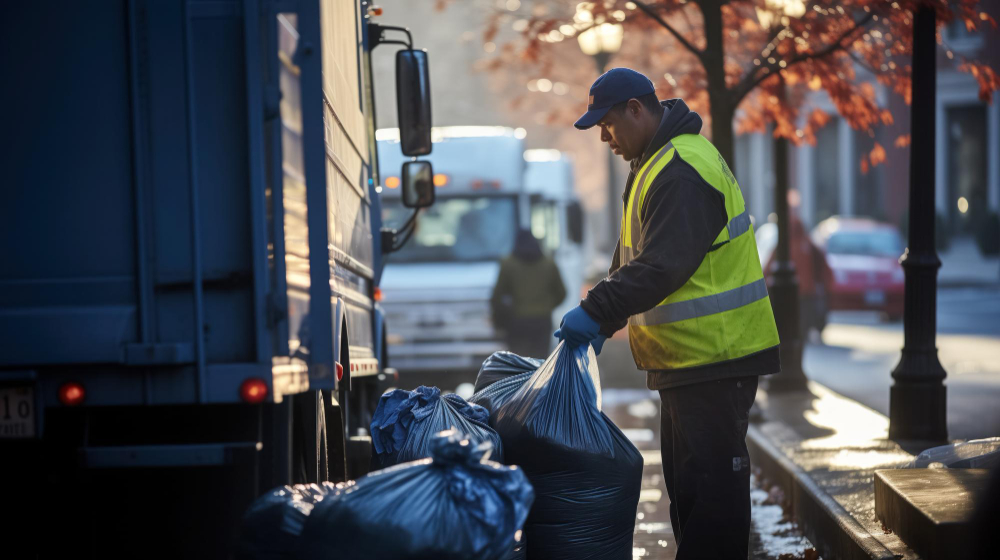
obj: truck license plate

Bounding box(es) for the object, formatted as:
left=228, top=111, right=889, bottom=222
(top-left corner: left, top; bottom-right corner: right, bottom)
left=0, top=387, right=36, bottom=438
left=864, top=290, right=886, bottom=305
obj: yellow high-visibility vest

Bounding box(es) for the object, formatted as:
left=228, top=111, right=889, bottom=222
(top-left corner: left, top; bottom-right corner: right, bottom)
left=621, top=134, right=780, bottom=370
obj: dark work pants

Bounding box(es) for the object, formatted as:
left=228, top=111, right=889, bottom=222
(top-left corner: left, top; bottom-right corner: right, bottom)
left=659, top=376, right=758, bottom=560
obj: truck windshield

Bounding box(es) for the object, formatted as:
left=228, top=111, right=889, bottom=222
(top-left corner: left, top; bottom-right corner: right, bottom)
left=383, top=196, right=518, bottom=262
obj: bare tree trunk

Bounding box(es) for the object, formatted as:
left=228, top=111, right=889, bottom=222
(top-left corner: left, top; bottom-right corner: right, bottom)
left=698, top=0, right=736, bottom=171
left=710, top=98, right=736, bottom=172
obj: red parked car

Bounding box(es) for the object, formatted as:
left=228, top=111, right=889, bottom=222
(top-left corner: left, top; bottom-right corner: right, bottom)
left=811, top=217, right=906, bottom=321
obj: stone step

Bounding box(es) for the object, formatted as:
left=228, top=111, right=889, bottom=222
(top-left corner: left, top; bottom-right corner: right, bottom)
left=874, top=468, right=991, bottom=560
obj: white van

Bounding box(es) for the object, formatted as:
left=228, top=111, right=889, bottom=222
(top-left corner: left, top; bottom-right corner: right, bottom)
left=377, top=127, right=585, bottom=386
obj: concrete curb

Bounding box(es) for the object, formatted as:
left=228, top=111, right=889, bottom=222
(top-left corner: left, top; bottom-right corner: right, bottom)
left=747, top=424, right=897, bottom=560
left=937, top=280, right=999, bottom=289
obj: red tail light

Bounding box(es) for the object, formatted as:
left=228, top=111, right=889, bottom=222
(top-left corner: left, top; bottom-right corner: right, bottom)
left=373, top=287, right=383, bottom=302
left=240, top=378, right=268, bottom=403
left=58, top=382, right=86, bottom=406
left=336, top=362, right=344, bottom=381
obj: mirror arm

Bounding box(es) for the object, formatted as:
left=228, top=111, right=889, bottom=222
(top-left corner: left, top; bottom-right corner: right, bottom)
left=392, top=215, right=418, bottom=251
left=368, top=23, right=413, bottom=50
left=380, top=209, right=421, bottom=254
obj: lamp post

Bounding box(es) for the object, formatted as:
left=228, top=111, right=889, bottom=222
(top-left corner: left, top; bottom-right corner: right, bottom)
left=577, top=10, right=624, bottom=250
left=889, top=5, right=947, bottom=442
left=757, top=1, right=809, bottom=392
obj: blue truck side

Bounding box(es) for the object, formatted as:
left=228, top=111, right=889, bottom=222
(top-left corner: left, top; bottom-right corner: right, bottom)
left=0, top=0, right=428, bottom=555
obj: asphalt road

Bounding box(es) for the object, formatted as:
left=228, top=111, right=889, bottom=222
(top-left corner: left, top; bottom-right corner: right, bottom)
left=598, top=286, right=1000, bottom=440
left=804, top=286, right=1000, bottom=440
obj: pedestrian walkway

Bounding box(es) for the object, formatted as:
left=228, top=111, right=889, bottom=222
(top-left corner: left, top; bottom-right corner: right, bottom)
left=602, top=384, right=819, bottom=559
left=749, top=382, right=920, bottom=560
left=603, top=389, right=677, bottom=559
left=939, top=236, right=999, bottom=287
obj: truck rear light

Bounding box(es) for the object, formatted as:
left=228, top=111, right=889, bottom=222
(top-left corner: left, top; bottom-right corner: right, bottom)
left=373, top=287, right=383, bottom=302
left=240, top=378, right=268, bottom=403
left=336, top=362, right=344, bottom=381
left=58, top=382, right=86, bottom=406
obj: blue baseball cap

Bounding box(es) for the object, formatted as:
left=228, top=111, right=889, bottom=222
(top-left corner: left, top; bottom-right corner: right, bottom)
left=574, top=67, right=656, bottom=130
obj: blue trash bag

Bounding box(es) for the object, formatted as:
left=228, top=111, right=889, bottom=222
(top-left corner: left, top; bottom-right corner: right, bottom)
left=299, top=430, right=535, bottom=560
left=470, top=351, right=542, bottom=413
left=236, top=483, right=328, bottom=559
left=474, top=351, right=543, bottom=393
left=370, top=385, right=502, bottom=467
left=491, top=342, right=643, bottom=560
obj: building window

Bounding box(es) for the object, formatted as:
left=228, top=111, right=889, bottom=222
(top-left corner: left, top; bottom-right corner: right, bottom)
left=854, top=130, right=883, bottom=219
left=946, top=105, right=988, bottom=235
left=944, top=8, right=984, bottom=53
left=813, top=119, right=840, bottom=223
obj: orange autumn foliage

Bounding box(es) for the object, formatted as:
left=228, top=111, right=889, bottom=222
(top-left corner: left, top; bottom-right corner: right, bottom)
left=452, top=0, right=999, bottom=171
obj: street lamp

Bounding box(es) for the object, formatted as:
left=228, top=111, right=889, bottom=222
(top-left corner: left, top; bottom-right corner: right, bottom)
left=577, top=21, right=624, bottom=73
left=575, top=4, right=624, bottom=250
left=756, top=0, right=808, bottom=392
left=889, top=6, right=947, bottom=443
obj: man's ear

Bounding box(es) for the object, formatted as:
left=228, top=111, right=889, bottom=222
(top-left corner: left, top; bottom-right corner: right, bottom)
left=627, top=98, right=643, bottom=118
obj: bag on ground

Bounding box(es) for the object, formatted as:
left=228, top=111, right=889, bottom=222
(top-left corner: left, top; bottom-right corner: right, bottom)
left=236, top=483, right=328, bottom=560
left=906, top=437, right=1000, bottom=469
left=299, top=430, right=535, bottom=560
left=370, top=385, right=502, bottom=467
left=491, top=342, right=643, bottom=560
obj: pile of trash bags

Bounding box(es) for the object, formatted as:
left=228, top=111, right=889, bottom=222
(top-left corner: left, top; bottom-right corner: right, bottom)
left=237, top=431, right=533, bottom=560
left=370, top=385, right=502, bottom=467
left=476, top=343, right=643, bottom=560
left=238, top=342, right=641, bottom=560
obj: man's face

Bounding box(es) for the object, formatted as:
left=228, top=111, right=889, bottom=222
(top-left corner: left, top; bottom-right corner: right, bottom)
left=597, top=101, right=643, bottom=161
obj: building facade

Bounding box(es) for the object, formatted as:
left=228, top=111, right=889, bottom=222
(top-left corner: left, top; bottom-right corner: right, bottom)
left=735, top=5, right=1000, bottom=250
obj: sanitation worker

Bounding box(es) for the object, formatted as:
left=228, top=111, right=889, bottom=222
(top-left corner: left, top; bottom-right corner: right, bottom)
left=554, top=68, right=781, bottom=560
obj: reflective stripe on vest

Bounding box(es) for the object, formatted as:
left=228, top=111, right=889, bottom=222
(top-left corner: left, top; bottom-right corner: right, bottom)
left=631, top=277, right=768, bottom=326
left=727, top=209, right=752, bottom=239
left=621, top=142, right=674, bottom=263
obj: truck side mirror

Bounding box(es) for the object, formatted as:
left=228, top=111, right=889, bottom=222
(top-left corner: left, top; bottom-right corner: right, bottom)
left=402, top=161, right=435, bottom=208
left=396, top=49, right=432, bottom=156
left=567, top=202, right=584, bottom=244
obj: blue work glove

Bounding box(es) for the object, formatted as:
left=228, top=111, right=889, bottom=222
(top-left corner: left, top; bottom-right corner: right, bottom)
left=592, top=335, right=608, bottom=356
left=553, top=305, right=601, bottom=348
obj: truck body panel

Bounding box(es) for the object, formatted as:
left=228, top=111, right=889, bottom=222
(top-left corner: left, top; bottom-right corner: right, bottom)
left=1, top=1, right=419, bottom=553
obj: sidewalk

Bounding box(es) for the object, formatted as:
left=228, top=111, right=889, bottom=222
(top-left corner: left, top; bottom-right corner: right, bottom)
left=938, top=236, right=999, bottom=287
left=748, top=382, right=920, bottom=560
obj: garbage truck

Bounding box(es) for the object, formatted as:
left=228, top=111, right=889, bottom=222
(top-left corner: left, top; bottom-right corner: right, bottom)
left=377, top=129, right=585, bottom=389
left=0, top=0, right=435, bottom=556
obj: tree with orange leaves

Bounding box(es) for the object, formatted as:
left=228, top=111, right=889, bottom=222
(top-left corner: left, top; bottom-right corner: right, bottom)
left=466, top=0, right=999, bottom=173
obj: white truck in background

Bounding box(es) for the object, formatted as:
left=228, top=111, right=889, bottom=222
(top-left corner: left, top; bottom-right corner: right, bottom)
left=376, top=127, right=585, bottom=388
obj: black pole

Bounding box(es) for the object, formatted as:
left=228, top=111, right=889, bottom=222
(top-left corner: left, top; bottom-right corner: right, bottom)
left=592, top=52, right=618, bottom=251
left=889, top=6, right=947, bottom=442
left=766, top=131, right=808, bottom=391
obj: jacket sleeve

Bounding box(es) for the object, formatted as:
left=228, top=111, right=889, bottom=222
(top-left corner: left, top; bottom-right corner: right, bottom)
left=580, top=159, right=728, bottom=333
